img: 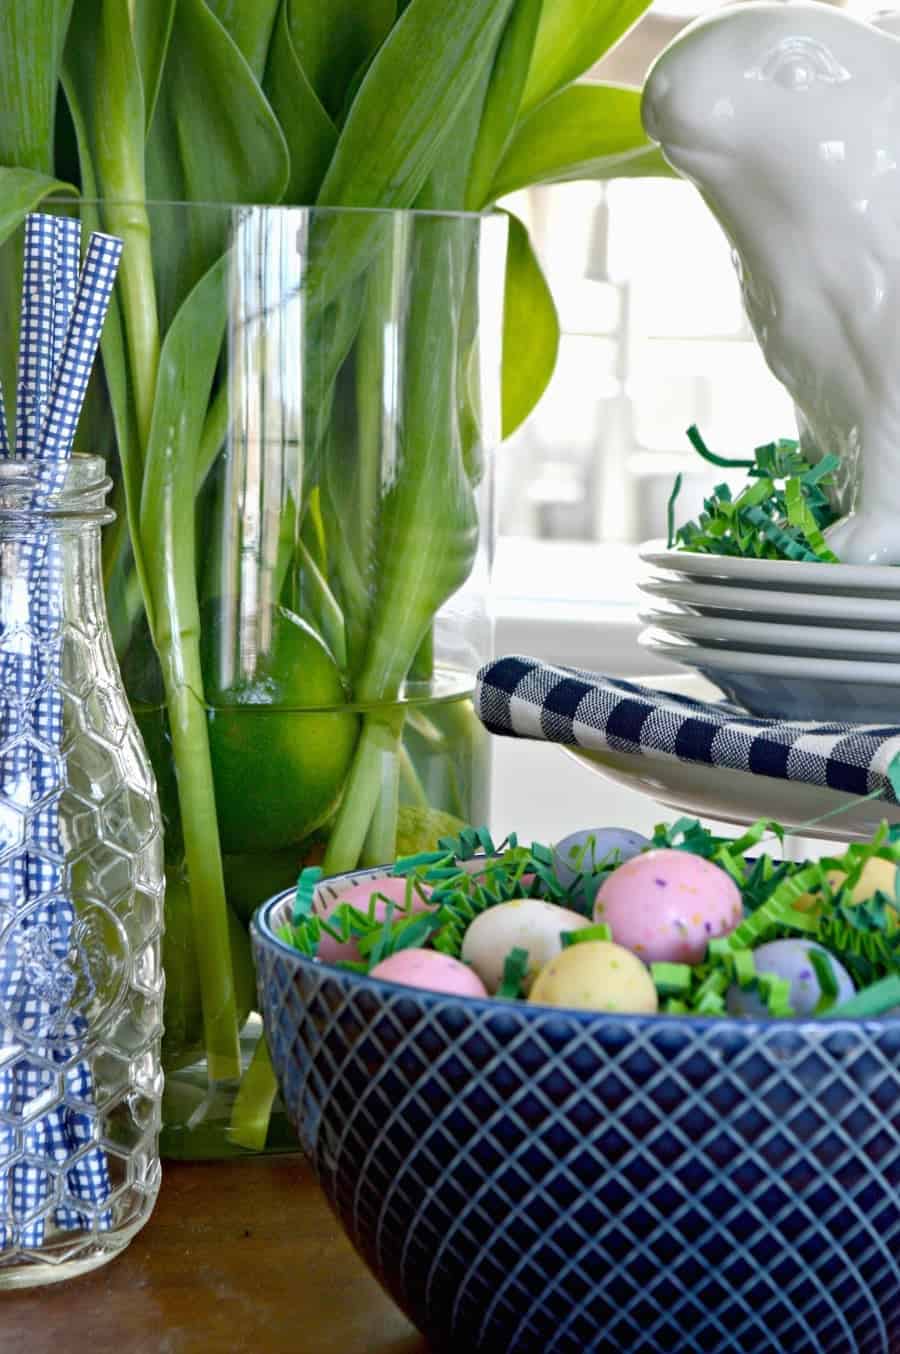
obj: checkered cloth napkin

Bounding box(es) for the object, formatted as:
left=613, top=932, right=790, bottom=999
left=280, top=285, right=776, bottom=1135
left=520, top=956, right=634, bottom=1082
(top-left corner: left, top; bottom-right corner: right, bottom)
left=475, top=655, right=900, bottom=804
left=0, top=216, right=122, bottom=1249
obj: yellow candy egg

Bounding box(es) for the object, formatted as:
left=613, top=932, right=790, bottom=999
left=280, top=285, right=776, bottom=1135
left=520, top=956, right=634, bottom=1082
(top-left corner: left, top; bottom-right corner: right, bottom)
left=528, top=941, right=658, bottom=1014
left=796, top=856, right=898, bottom=912
left=461, top=898, right=591, bottom=994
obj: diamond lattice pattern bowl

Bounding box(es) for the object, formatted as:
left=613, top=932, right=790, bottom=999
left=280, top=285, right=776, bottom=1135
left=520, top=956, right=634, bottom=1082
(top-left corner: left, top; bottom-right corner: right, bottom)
left=252, top=873, right=900, bottom=1354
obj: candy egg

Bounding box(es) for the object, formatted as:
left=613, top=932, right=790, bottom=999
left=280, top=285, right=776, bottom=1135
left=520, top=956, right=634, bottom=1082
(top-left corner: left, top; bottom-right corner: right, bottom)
left=461, top=899, right=592, bottom=994
left=553, top=827, right=650, bottom=893
left=593, top=848, right=742, bottom=964
left=369, top=949, right=488, bottom=998
left=726, top=940, right=855, bottom=1018
left=796, top=856, right=898, bottom=912
left=529, top=941, right=658, bottom=1013
left=315, top=875, right=433, bottom=964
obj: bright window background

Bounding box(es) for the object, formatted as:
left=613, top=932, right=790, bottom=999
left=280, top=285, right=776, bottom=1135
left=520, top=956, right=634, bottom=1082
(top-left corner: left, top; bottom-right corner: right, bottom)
left=497, top=0, right=886, bottom=547
left=497, top=178, right=794, bottom=544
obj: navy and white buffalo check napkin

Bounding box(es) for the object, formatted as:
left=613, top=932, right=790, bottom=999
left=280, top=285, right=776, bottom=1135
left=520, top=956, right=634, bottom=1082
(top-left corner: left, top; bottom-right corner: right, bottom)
left=475, top=656, right=900, bottom=804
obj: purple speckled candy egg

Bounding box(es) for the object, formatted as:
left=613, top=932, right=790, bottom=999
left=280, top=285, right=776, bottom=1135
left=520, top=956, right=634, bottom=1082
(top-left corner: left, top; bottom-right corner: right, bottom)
left=553, top=827, right=650, bottom=893
left=593, top=847, right=742, bottom=964
left=315, top=875, right=433, bottom=964
left=726, top=940, right=855, bottom=1018
left=369, top=949, right=488, bottom=999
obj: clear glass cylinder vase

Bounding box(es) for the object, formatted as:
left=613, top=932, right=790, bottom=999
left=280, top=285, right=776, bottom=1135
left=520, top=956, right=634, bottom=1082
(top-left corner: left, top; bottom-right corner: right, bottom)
left=0, top=457, right=164, bottom=1288
left=40, top=203, right=507, bottom=1158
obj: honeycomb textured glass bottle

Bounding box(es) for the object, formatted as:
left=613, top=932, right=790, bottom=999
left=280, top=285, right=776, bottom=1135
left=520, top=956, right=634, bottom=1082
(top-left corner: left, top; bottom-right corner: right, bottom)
left=0, top=456, right=164, bottom=1288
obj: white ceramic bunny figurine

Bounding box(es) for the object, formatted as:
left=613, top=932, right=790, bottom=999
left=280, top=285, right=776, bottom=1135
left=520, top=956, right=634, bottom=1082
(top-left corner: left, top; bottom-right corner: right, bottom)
left=642, top=1, right=900, bottom=565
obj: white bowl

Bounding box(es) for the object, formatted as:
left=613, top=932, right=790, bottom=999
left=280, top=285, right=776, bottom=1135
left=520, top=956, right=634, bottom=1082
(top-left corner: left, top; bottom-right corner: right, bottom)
left=640, top=576, right=900, bottom=625
left=639, top=629, right=900, bottom=720
left=639, top=608, right=900, bottom=658
left=641, top=540, right=900, bottom=595
left=565, top=672, right=900, bottom=841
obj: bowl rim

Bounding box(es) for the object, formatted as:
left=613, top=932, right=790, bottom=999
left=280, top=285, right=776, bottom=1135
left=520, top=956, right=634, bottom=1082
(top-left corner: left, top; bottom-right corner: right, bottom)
left=251, top=871, right=900, bottom=1032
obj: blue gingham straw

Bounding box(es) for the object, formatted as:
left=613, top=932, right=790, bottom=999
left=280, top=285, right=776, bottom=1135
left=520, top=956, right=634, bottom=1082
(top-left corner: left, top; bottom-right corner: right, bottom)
left=0, top=379, right=10, bottom=459
left=0, top=215, right=122, bottom=1250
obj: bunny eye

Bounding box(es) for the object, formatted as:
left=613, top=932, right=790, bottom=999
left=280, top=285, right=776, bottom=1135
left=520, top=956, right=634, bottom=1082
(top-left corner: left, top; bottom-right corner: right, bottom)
left=747, top=39, right=851, bottom=91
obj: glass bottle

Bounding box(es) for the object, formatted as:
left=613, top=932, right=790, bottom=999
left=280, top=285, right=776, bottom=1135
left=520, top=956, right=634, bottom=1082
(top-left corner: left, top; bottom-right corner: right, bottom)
left=0, top=455, right=164, bottom=1288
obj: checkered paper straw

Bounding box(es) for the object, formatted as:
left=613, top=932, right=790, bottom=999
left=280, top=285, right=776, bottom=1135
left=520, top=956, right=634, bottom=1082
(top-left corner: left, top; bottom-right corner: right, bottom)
left=0, top=215, right=122, bottom=1252
left=37, top=231, right=122, bottom=491
left=0, top=381, right=10, bottom=459
left=15, top=215, right=82, bottom=459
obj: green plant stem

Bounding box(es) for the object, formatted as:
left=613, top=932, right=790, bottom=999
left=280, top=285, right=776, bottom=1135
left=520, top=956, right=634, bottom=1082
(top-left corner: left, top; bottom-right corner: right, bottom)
left=398, top=742, right=429, bottom=809
left=157, top=629, right=241, bottom=1082
left=348, top=256, right=391, bottom=668
left=196, top=382, right=229, bottom=490
left=92, top=1, right=160, bottom=454
left=228, top=1034, right=279, bottom=1151
left=362, top=715, right=402, bottom=865
left=101, top=474, right=129, bottom=593
left=323, top=220, right=476, bottom=869
left=322, top=709, right=405, bottom=873
left=104, top=200, right=160, bottom=453
left=405, top=705, right=445, bottom=749
left=297, top=539, right=348, bottom=669
left=138, top=262, right=241, bottom=1087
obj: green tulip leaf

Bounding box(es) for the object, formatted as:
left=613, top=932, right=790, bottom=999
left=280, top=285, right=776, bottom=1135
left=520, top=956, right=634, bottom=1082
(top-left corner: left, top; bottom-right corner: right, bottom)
left=466, top=0, right=543, bottom=211
left=264, top=0, right=338, bottom=205
left=501, top=210, right=559, bottom=438
left=146, top=0, right=290, bottom=329
left=133, top=0, right=176, bottom=131
left=520, top=0, right=653, bottom=117
left=0, top=169, right=74, bottom=246
left=418, top=61, right=492, bottom=210
left=318, top=0, right=515, bottom=209
left=61, top=26, right=150, bottom=622
left=310, top=0, right=515, bottom=315
left=0, top=0, right=73, bottom=173
left=287, top=0, right=396, bottom=123
left=204, top=0, right=280, bottom=81
left=490, top=83, right=671, bottom=201
left=140, top=259, right=228, bottom=610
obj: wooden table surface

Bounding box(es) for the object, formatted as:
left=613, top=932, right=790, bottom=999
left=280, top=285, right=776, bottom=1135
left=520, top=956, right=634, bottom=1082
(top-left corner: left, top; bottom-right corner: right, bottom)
left=4, top=1156, right=430, bottom=1354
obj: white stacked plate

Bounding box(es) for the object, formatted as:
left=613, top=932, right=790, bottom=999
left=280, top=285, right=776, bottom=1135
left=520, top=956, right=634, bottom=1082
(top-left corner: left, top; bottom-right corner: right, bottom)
left=638, top=541, right=900, bottom=721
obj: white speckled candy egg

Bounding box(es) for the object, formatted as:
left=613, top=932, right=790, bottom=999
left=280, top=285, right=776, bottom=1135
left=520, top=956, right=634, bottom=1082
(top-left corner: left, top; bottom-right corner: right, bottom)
left=553, top=827, right=650, bottom=892
left=726, top=940, right=855, bottom=1018
left=461, top=898, right=591, bottom=994
left=315, top=875, right=433, bottom=964
left=593, top=848, right=742, bottom=964
left=528, top=941, right=658, bottom=1013
left=369, top=949, right=487, bottom=998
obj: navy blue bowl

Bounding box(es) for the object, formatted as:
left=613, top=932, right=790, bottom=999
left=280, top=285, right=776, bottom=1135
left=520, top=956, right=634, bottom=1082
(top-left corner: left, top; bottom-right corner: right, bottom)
left=252, top=877, right=900, bottom=1354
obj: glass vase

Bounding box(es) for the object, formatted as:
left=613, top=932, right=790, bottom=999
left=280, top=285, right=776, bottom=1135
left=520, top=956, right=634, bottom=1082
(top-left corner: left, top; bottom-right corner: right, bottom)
left=0, top=457, right=164, bottom=1287
left=29, top=203, right=506, bottom=1158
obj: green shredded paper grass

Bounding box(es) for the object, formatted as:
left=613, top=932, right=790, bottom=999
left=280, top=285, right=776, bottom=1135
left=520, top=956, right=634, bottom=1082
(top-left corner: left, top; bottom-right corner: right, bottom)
left=277, top=801, right=900, bottom=1020
left=668, top=425, right=841, bottom=563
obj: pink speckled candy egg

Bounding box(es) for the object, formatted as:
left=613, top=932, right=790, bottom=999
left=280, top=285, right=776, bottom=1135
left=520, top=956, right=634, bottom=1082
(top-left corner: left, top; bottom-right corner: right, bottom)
left=369, top=949, right=488, bottom=998
left=593, top=848, right=743, bottom=964
left=315, top=875, right=433, bottom=965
